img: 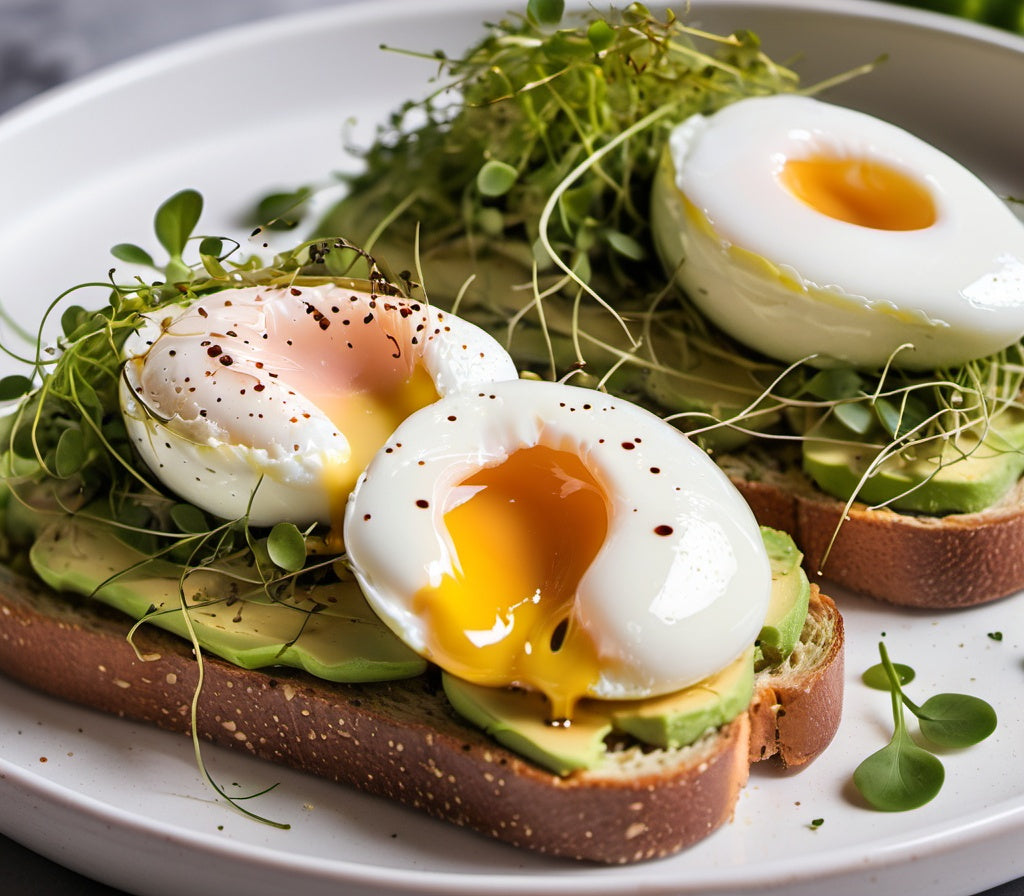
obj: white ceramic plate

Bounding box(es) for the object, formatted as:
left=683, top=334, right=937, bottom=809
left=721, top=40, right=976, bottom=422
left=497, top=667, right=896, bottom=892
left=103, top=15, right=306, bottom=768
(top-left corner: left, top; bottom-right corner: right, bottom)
left=1, top=1, right=1023, bottom=894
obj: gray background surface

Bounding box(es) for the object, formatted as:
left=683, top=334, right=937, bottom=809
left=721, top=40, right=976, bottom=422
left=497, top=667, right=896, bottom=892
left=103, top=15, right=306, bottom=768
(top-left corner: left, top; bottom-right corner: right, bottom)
left=0, top=0, right=1022, bottom=893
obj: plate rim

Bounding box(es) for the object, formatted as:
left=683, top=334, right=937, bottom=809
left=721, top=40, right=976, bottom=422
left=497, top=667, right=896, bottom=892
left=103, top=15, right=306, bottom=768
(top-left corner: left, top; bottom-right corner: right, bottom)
left=1, top=1, right=1023, bottom=893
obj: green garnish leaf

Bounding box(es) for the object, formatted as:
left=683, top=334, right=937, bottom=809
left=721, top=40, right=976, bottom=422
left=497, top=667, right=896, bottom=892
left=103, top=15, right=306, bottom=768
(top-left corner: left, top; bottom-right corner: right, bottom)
left=54, top=428, right=86, bottom=477
left=915, top=693, right=998, bottom=749
left=605, top=230, right=646, bottom=261
left=110, top=243, right=156, bottom=268
left=201, top=253, right=229, bottom=279
left=988, top=631, right=1004, bottom=641
left=875, top=394, right=929, bottom=440
left=170, top=503, right=210, bottom=534
left=199, top=237, right=225, bottom=257
left=587, top=19, right=616, bottom=53
left=855, top=642, right=997, bottom=811
left=805, top=367, right=862, bottom=401
left=477, top=160, right=519, bottom=198
left=853, top=727, right=945, bottom=812
left=0, top=374, right=33, bottom=401
left=862, top=660, right=915, bottom=690
left=527, top=0, right=564, bottom=26
left=267, top=522, right=307, bottom=573
left=254, top=187, right=312, bottom=231
left=833, top=400, right=875, bottom=435
left=154, top=188, right=203, bottom=259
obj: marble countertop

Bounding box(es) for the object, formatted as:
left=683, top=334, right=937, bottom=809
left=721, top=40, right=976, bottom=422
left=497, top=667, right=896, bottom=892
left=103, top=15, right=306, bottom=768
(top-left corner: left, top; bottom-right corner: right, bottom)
left=1, top=1, right=1023, bottom=894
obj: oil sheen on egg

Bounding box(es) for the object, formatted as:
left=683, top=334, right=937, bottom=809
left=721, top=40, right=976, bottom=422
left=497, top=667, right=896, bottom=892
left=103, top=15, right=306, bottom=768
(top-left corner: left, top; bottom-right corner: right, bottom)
left=651, top=94, right=1024, bottom=370
left=343, top=379, right=771, bottom=719
left=119, top=283, right=517, bottom=526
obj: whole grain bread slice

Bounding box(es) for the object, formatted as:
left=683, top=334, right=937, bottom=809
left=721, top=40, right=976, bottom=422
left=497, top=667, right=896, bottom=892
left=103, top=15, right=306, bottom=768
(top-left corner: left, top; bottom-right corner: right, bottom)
left=718, top=447, right=1024, bottom=609
left=0, top=566, right=843, bottom=864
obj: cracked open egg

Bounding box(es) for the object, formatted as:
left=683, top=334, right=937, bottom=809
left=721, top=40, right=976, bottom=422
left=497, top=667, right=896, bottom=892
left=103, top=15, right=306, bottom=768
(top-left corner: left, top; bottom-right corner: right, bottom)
left=343, top=378, right=771, bottom=720
left=651, top=94, right=1024, bottom=370
left=119, top=282, right=518, bottom=526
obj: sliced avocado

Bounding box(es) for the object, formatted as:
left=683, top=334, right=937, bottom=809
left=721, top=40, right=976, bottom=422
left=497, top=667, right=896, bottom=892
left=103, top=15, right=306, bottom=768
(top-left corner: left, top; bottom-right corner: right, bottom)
left=442, top=526, right=811, bottom=775
left=608, top=647, right=755, bottom=749
left=442, top=648, right=754, bottom=774
left=442, top=674, right=614, bottom=775
left=29, top=516, right=426, bottom=682
left=803, top=411, right=1024, bottom=514
left=756, top=526, right=811, bottom=668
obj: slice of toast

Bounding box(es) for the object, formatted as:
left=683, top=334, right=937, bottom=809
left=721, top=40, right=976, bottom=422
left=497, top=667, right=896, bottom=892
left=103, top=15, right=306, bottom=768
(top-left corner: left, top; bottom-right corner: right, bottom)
left=719, top=447, right=1024, bottom=609
left=0, top=565, right=843, bottom=864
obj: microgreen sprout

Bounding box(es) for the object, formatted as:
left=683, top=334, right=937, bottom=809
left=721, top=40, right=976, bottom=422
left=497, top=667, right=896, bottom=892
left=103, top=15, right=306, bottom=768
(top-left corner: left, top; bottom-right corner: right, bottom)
left=309, top=1, right=1024, bottom=524
left=854, top=642, right=997, bottom=811
left=0, top=188, right=420, bottom=827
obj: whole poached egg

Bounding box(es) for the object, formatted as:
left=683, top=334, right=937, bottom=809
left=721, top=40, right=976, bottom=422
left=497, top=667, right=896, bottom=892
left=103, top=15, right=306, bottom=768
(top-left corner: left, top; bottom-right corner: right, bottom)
left=343, top=378, right=770, bottom=720
left=651, top=94, right=1024, bottom=370
left=120, top=282, right=518, bottom=526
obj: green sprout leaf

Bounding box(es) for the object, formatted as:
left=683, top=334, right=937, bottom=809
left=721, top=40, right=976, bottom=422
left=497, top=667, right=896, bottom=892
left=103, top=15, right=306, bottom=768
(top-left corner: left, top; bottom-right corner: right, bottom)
left=54, top=428, right=86, bottom=478
left=527, top=0, right=564, bottom=26
left=854, top=724, right=945, bottom=812
left=805, top=367, right=862, bottom=401
left=170, top=503, right=210, bottom=534
left=855, top=641, right=997, bottom=811
left=604, top=230, right=646, bottom=261
left=154, top=188, right=203, bottom=259
left=833, top=400, right=875, bottom=435
left=199, top=237, right=225, bottom=257
left=477, top=160, right=519, bottom=198
left=587, top=19, right=616, bottom=53
left=875, top=394, right=930, bottom=440
left=913, top=693, right=998, bottom=749
left=254, top=187, right=312, bottom=231
left=862, top=660, right=915, bottom=690
left=267, top=522, right=307, bottom=573
left=0, top=374, right=33, bottom=402
left=110, top=243, right=156, bottom=268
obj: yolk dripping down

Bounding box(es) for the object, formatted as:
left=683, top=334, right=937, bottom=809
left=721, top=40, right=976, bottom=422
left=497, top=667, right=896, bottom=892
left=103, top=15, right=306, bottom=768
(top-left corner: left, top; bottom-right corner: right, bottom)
left=780, top=156, right=936, bottom=231
left=414, top=445, right=610, bottom=722
left=252, top=291, right=440, bottom=540
left=322, top=363, right=439, bottom=541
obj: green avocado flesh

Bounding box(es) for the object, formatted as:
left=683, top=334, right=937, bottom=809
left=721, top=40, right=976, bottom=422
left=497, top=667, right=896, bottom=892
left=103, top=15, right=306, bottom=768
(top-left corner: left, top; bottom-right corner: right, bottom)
left=28, top=516, right=425, bottom=682
left=802, top=411, right=1024, bottom=515
left=443, top=527, right=809, bottom=776
left=756, top=526, right=811, bottom=668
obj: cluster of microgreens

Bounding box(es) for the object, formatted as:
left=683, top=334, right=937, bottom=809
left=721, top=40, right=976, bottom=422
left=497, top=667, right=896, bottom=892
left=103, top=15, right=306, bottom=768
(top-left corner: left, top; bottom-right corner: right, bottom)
left=0, top=190, right=409, bottom=827
left=308, top=0, right=1024, bottom=526
left=0, top=190, right=371, bottom=579
left=854, top=641, right=997, bottom=811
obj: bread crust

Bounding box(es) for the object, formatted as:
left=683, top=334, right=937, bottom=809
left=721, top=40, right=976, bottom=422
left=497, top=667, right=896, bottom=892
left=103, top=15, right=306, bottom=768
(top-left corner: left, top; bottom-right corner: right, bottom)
left=0, top=565, right=842, bottom=864
left=748, top=587, right=844, bottom=766
left=725, top=457, right=1024, bottom=609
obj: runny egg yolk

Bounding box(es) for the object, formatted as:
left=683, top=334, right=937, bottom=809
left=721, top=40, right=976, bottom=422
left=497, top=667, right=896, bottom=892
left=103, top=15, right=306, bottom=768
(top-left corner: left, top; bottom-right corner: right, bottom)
left=413, top=445, right=609, bottom=722
left=322, top=364, right=439, bottom=539
left=779, top=155, right=936, bottom=231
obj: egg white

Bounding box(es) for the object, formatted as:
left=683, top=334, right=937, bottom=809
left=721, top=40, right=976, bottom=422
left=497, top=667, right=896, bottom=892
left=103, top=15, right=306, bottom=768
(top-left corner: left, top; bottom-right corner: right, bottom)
left=652, top=94, right=1024, bottom=370
left=119, top=283, right=518, bottom=526
left=343, top=378, right=771, bottom=701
